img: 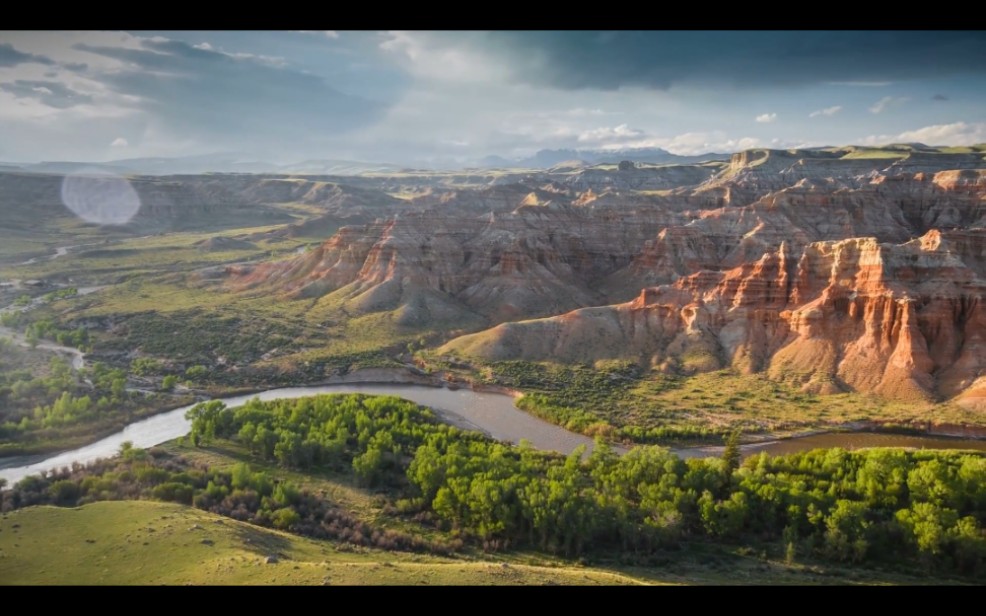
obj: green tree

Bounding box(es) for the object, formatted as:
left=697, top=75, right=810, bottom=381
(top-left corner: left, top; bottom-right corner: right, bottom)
left=131, top=357, right=162, bottom=376
left=48, top=480, right=81, bottom=505
left=353, top=446, right=385, bottom=487
left=185, top=365, right=208, bottom=380
left=949, top=516, right=986, bottom=573
left=896, top=502, right=958, bottom=559
left=186, top=400, right=227, bottom=445
left=857, top=448, right=909, bottom=507
left=272, top=507, right=300, bottom=530
left=161, top=375, right=177, bottom=391
left=25, top=327, right=38, bottom=349
left=111, top=377, right=126, bottom=402
left=824, top=499, right=871, bottom=562
left=722, top=430, right=741, bottom=476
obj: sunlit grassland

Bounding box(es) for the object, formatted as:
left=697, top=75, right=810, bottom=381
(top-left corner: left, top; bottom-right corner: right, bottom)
left=625, top=370, right=978, bottom=433
left=0, top=218, right=127, bottom=264
left=0, top=493, right=960, bottom=585
left=56, top=276, right=447, bottom=377
left=0, top=501, right=650, bottom=585
left=839, top=149, right=909, bottom=160
left=938, top=145, right=986, bottom=154
left=259, top=308, right=454, bottom=374
left=9, top=246, right=461, bottom=380
left=0, top=224, right=307, bottom=283
left=75, top=280, right=304, bottom=319
left=434, top=357, right=982, bottom=440
left=0, top=236, right=53, bottom=261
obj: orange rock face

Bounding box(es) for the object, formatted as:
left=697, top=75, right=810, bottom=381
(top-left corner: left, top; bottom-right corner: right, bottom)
left=444, top=229, right=985, bottom=405
left=221, top=148, right=985, bottom=406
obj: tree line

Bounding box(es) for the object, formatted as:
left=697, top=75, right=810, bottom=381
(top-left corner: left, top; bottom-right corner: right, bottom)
left=6, top=393, right=983, bottom=577
left=181, top=393, right=986, bottom=575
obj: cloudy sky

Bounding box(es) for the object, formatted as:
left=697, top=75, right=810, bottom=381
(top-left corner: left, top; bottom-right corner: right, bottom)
left=1, top=30, right=985, bottom=165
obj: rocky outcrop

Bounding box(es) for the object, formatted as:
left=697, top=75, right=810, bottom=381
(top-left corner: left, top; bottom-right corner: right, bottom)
left=562, top=162, right=723, bottom=192
left=599, top=168, right=986, bottom=297
left=212, top=145, right=986, bottom=407
left=227, top=201, right=666, bottom=325
left=443, top=230, right=986, bottom=405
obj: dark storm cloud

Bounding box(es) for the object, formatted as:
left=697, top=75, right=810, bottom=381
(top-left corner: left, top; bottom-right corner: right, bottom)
left=0, top=42, right=55, bottom=67
left=0, top=79, right=92, bottom=108
left=72, top=37, right=385, bottom=141
left=454, top=31, right=986, bottom=91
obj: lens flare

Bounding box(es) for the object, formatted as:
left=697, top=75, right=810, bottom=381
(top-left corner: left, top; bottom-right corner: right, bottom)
left=60, top=169, right=141, bottom=225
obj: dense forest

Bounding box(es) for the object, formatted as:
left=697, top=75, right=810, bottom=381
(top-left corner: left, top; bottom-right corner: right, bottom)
left=6, top=394, right=986, bottom=577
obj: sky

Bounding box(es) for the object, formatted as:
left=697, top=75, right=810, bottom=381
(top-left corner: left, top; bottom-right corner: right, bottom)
left=1, top=30, right=985, bottom=166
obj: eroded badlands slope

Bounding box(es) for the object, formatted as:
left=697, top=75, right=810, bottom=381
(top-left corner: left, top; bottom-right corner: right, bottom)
left=222, top=148, right=985, bottom=406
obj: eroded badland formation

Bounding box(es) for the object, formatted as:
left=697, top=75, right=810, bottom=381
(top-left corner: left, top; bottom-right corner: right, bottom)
left=221, top=146, right=985, bottom=409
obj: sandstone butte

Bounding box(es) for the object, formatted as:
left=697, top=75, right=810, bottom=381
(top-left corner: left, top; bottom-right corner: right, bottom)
left=223, top=148, right=986, bottom=410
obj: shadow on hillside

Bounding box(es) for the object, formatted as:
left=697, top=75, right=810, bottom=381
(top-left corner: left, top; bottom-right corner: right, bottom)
left=229, top=522, right=293, bottom=559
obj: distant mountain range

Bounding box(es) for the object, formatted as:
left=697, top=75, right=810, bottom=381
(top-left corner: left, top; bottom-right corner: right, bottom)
left=0, top=153, right=409, bottom=177
left=0, top=147, right=734, bottom=176
left=479, top=147, right=730, bottom=169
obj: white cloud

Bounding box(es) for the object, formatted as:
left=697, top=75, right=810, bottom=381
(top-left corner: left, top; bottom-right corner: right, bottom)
left=567, top=107, right=621, bottom=117
left=577, top=124, right=645, bottom=143
left=494, top=108, right=762, bottom=155
left=0, top=32, right=370, bottom=161
left=0, top=32, right=162, bottom=124
left=869, top=96, right=909, bottom=114
left=226, top=51, right=287, bottom=67
left=896, top=122, right=986, bottom=145
left=1, top=31, right=148, bottom=73
left=859, top=122, right=986, bottom=146
left=294, top=30, right=339, bottom=39
left=809, top=105, right=842, bottom=118
left=755, top=113, right=777, bottom=123
left=496, top=109, right=626, bottom=145
left=595, top=131, right=762, bottom=155
left=379, top=31, right=509, bottom=84
left=828, top=81, right=892, bottom=87
left=192, top=41, right=286, bottom=67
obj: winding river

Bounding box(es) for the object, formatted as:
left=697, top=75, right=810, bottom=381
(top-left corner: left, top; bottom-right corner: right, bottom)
left=2, top=382, right=986, bottom=486
left=0, top=384, right=598, bottom=485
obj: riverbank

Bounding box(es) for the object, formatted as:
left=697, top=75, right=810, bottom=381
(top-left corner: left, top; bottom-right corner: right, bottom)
left=0, top=358, right=986, bottom=471
left=5, top=374, right=986, bottom=488
left=6, top=364, right=986, bottom=476
left=0, top=367, right=439, bottom=460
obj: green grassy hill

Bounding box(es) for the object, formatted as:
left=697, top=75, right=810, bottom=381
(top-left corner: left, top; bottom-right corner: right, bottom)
left=0, top=501, right=647, bottom=585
